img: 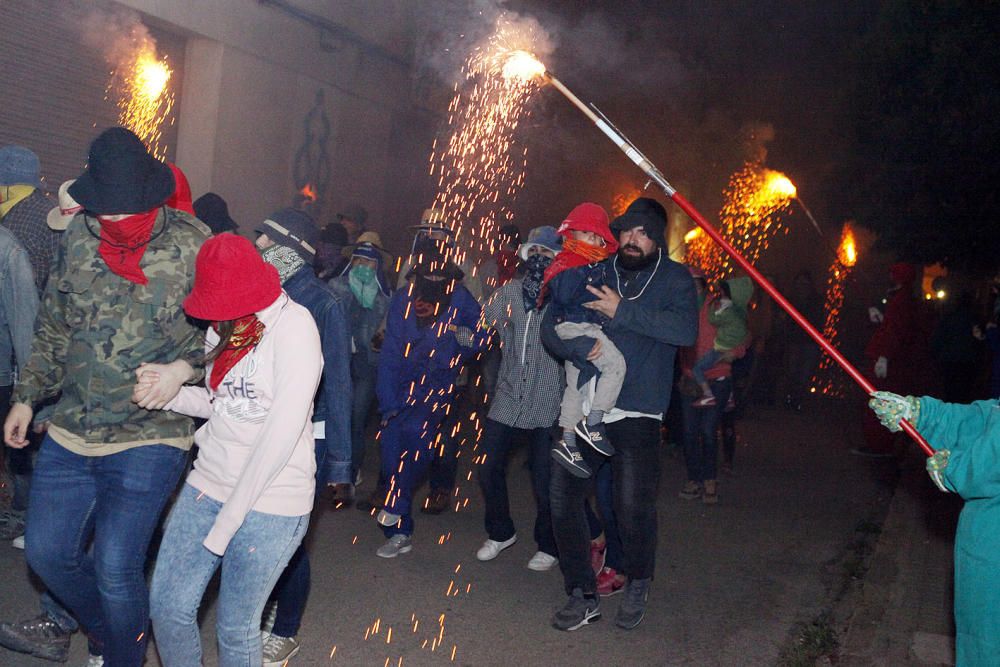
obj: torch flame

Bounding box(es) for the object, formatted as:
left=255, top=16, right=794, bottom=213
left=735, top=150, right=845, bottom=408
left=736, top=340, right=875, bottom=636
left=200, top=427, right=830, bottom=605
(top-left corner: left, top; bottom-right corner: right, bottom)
left=135, top=54, right=170, bottom=101
left=762, top=170, right=796, bottom=199
left=838, top=222, right=857, bottom=267
left=300, top=183, right=317, bottom=203
left=684, top=227, right=703, bottom=243
left=500, top=50, right=546, bottom=81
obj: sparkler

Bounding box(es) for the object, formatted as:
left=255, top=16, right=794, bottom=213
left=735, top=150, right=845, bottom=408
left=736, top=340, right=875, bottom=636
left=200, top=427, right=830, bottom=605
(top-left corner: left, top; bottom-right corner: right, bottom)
left=811, top=223, right=858, bottom=397
left=108, top=46, right=175, bottom=159
left=503, top=51, right=933, bottom=456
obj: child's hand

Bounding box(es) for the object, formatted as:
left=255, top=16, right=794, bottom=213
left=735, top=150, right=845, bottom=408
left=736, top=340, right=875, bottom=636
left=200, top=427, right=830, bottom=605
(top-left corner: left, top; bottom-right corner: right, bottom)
left=715, top=298, right=732, bottom=313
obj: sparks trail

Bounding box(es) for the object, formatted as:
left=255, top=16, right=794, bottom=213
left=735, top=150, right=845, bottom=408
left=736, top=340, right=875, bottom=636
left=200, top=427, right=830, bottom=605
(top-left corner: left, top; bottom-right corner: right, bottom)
left=811, top=222, right=858, bottom=397
left=106, top=41, right=175, bottom=159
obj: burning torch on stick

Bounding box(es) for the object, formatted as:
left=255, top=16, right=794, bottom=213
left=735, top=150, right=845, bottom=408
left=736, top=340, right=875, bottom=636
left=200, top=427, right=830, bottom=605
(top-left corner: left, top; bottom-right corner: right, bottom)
left=503, top=51, right=933, bottom=456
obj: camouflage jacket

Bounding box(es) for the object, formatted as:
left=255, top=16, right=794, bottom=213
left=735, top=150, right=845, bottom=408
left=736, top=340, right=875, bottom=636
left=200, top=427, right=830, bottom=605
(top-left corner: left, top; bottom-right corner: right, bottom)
left=13, top=207, right=209, bottom=450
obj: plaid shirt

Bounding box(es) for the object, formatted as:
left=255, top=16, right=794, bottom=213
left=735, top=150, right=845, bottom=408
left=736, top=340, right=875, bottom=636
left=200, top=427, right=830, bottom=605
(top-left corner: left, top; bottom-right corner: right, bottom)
left=481, top=279, right=563, bottom=429
left=1, top=190, right=60, bottom=295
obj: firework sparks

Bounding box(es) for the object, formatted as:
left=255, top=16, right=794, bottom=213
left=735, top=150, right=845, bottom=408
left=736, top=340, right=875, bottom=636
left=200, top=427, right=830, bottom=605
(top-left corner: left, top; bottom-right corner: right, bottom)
left=811, top=222, right=858, bottom=396
left=108, top=46, right=175, bottom=159
left=686, top=163, right=796, bottom=283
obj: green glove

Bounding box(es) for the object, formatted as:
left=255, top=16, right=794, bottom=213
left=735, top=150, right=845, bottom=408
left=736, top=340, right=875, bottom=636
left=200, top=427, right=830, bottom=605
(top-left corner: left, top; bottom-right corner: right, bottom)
left=868, top=391, right=920, bottom=432
left=926, top=449, right=952, bottom=493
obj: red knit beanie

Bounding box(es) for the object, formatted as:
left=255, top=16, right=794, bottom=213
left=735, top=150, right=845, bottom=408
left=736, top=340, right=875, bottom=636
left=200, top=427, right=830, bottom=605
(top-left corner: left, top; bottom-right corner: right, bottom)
left=183, top=233, right=281, bottom=321
left=556, top=202, right=619, bottom=253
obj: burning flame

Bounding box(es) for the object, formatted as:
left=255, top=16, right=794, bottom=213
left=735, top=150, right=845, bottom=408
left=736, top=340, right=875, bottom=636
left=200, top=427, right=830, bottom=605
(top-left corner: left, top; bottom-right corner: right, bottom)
left=762, top=170, right=796, bottom=199
left=684, top=227, right=702, bottom=243
left=135, top=54, right=170, bottom=101
left=300, top=183, right=317, bottom=204
left=610, top=185, right=642, bottom=217
left=500, top=50, right=546, bottom=81
left=838, top=223, right=857, bottom=267
left=110, top=46, right=174, bottom=159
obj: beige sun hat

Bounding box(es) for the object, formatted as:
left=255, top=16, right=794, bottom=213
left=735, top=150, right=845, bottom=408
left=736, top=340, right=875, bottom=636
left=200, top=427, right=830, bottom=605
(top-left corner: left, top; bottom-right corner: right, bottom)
left=47, top=179, right=83, bottom=231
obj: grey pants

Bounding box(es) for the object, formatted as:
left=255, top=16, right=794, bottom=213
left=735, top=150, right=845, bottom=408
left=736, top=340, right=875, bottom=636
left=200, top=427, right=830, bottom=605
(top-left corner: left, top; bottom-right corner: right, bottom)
left=555, top=321, right=626, bottom=429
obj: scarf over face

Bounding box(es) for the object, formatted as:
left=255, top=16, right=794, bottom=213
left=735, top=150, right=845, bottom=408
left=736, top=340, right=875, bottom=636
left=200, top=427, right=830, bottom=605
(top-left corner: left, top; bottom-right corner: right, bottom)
left=210, top=315, right=265, bottom=391
left=521, top=253, right=552, bottom=311
left=261, top=244, right=305, bottom=284
left=538, top=238, right=611, bottom=308
left=96, top=208, right=160, bottom=285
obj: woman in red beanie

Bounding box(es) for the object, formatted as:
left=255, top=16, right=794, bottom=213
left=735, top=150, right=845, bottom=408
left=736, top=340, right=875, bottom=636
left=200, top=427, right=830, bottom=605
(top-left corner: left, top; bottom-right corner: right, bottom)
left=135, top=233, right=323, bottom=666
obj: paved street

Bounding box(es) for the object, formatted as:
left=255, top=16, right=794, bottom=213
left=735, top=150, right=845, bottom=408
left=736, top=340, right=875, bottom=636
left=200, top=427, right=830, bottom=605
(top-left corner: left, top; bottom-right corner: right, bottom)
left=0, top=399, right=948, bottom=666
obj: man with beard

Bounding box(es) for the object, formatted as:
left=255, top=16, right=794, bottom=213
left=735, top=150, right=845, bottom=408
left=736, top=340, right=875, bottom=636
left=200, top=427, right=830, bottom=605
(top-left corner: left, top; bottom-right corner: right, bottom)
left=373, top=245, right=487, bottom=558
left=542, top=197, right=698, bottom=631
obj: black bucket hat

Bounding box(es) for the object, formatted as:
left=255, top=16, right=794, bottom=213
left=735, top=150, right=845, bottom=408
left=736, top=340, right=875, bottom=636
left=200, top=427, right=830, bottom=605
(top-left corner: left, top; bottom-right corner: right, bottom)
left=69, top=127, right=175, bottom=215
left=193, top=192, right=238, bottom=235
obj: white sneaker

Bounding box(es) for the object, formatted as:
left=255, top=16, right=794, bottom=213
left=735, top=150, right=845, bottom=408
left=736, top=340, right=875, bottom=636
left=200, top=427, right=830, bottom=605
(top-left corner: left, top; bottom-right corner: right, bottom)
left=527, top=551, right=558, bottom=571
left=476, top=535, right=517, bottom=561
left=11, top=534, right=24, bottom=550
left=376, top=509, right=401, bottom=527
left=83, top=655, right=104, bottom=667
left=262, top=633, right=300, bottom=666
left=376, top=534, right=412, bottom=558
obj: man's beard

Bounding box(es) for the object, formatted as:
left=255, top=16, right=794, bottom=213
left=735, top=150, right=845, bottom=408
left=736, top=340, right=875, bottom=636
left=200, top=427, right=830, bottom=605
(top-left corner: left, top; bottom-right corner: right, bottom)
left=618, top=244, right=658, bottom=270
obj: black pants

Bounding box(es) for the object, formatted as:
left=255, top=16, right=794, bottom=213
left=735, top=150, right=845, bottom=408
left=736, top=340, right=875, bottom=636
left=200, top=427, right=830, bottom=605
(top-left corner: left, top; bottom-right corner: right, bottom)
left=550, top=417, right=661, bottom=595
left=477, top=418, right=558, bottom=555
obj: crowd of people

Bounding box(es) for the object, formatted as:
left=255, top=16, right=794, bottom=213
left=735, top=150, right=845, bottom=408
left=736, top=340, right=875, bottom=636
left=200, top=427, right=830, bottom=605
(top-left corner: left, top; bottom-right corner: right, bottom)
left=1, top=126, right=997, bottom=666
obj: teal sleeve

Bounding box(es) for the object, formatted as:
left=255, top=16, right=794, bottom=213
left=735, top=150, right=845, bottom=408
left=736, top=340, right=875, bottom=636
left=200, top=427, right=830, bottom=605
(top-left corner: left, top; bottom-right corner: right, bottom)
left=919, top=397, right=1000, bottom=498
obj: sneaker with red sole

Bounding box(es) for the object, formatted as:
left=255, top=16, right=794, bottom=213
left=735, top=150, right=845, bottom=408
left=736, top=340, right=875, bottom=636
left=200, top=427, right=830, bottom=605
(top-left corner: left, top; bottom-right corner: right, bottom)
left=596, top=567, right=625, bottom=596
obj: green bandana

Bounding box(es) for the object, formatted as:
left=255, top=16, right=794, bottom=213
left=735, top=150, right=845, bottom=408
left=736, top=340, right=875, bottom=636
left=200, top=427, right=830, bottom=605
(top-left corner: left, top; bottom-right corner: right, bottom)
left=349, top=265, right=378, bottom=309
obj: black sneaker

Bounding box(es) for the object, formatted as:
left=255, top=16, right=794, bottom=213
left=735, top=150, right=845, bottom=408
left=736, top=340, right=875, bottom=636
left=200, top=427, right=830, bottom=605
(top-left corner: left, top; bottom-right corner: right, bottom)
left=551, top=588, right=601, bottom=631
left=0, top=613, right=72, bottom=662
left=615, top=578, right=650, bottom=629
left=574, top=420, right=614, bottom=456
left=551, top=440, right=592, bottom=478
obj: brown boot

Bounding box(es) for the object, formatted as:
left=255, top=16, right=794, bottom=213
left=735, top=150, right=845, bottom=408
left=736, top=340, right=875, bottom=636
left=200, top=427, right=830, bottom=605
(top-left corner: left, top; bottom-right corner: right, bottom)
left=329, top=483, right=355, bottom=510
left=702, top=480, right=719, bottom=505
left=420, top=489, right=451, bottom=515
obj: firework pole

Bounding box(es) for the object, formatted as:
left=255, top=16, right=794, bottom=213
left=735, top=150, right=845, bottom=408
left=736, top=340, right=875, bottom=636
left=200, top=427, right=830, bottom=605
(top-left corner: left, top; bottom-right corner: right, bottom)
left=542, top=72, right=933, bottom=457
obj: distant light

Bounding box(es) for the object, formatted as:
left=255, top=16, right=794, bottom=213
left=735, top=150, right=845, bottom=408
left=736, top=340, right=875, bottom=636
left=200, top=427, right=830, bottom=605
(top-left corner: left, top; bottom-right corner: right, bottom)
left=936, top=289, right=947, bottom=299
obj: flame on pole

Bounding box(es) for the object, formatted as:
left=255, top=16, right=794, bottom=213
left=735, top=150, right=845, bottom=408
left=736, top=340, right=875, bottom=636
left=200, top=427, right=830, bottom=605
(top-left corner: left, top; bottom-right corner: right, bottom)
left=501, top=52, right=933, bottom=456
left=811, top=222, right=859, bottom=397
left=108, top=45, right=175, bottom=159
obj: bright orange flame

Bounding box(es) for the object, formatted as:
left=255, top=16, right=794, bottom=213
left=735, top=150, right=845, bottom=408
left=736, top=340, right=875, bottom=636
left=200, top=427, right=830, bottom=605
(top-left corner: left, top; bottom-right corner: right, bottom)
left=762, top=170, right=796, bottom=199
left=610, top=185, right=642, bottom=217
left=300, top=183, right=317, bottom=203
left=135, top=54, right=169, bottom=101
left=500, top=50, right=546, bottom=81
left=838, top=223, right=857, bottom=267
left=684, top=227, right=702, bottom=243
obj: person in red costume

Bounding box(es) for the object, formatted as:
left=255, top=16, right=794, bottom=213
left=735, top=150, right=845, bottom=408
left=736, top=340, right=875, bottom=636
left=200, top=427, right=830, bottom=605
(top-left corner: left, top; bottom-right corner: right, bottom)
left=854, top=262, right=925, bottom=457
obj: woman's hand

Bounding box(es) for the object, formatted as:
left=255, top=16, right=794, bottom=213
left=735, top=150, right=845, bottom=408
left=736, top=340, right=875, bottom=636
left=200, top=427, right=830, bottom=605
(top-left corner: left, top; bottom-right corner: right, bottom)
left=132, top=360, right=196, bottom=410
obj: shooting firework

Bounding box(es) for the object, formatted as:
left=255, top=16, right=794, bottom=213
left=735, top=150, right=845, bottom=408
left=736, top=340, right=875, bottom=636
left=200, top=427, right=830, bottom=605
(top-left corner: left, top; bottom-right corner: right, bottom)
left=686, top=163, right=796, bottom=283
left=106, top=41, right=175, bottom=159
left=427, top=15, right=548, bottom=271
left=811, top=222, right=858, bottom=397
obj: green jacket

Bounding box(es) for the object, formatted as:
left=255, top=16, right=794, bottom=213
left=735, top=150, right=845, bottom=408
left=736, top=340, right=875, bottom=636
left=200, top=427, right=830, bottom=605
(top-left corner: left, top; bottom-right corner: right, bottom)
left=918, top=396, right=1000, bottom=665
left=707, top=276, right=752, bottom=350
left=13, top=208, right=208, bottom=454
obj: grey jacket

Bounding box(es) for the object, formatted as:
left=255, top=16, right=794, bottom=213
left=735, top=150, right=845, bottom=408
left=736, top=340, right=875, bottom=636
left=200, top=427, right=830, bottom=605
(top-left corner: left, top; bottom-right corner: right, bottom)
left=0, top=227, right=39, bottom=386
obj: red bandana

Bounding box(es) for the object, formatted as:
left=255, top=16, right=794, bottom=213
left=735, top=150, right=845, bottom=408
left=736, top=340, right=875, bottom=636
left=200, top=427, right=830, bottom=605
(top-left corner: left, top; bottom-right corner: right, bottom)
left=497, top=249, right=519, bottom=285
left=210, top=315, right=265, bottom=391
left=96, top=210, right=159, bottom=285
left=538, top=239, right=611, bottom=308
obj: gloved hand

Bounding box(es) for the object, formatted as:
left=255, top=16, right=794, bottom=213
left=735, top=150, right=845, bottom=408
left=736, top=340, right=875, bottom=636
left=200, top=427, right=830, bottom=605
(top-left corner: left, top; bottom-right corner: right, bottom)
left=868, top=307, right=884, bottom=324
left=926, top=449, right=952, bottom=493
left=874, top=356, right=888, bottom=379
left=868, top=391, right=920, bottom=432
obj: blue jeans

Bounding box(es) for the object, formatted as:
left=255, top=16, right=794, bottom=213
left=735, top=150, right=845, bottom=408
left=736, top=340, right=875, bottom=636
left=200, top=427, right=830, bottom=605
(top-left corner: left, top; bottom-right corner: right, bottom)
left=25, top=436, right=187, bottom=665
left=349, top=360, right=378, bottom=479
left=477, top=419, right=558, bottom=555
left=681, top=377, right=732, bottom=482
left=692, top=349, right=724, bottom=388
left=150, top=484, right=308, bottom=667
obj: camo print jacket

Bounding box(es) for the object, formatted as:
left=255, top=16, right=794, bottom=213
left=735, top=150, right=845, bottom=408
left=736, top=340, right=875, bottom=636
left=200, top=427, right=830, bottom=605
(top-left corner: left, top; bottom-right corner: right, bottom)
left=13, top=207, right=209, bottom=455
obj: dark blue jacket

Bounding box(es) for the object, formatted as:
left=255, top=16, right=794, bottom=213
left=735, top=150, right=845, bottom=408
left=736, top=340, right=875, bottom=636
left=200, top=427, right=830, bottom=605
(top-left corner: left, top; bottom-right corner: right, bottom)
left=283, top=266, right=353, bottom=483
left=542, top=250, right=698, bottom=415
left=377, top=284, right=487, bottom=416
left=547, top=261, right=610, bottom=326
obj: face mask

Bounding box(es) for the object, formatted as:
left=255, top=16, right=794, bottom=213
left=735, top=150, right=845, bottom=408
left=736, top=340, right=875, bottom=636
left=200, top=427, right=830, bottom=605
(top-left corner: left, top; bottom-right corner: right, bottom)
left=350, top=264, right=376, bottom=284
left=521, top=253, right=552, bottom=311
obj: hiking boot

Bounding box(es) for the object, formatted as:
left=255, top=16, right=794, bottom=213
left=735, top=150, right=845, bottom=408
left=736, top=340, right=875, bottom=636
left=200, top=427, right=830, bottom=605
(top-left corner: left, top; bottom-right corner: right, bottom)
left=329, top=483, right=354, bottom=510
left=702, top=480, right=719, bottom=505
left=262, top=633, right=300, bottom=666
left=0, top=613, right=72, bottom=662
left=551, top=588, right=600, bottom=631
left=527, top=551, right=558, bottom=571
left=615, top=578, right=650, bottom=629
left=596, top=567, right=625, bottom=597
left=678, top=481, right=702, bottom=500
left=476, top=535, right=517, bottom=561
left=574, top=420, right=614, bottom=456
left=421, top=489, right=451, bottom=515
left=376, top=534, right=412, bottom=558
left=0, top=509, right=26, bottom=540
left=551, top=440, right=592, bottom=478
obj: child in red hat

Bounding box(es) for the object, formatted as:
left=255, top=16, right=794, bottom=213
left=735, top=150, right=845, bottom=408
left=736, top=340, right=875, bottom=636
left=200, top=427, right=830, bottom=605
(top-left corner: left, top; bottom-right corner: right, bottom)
left=541, top=203, right=626, bottom=478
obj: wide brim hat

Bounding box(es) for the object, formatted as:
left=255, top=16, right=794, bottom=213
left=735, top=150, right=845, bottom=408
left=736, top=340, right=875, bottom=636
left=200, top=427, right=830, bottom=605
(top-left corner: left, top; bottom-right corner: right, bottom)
left=69, top=127, right=175, bottom=215
left=183, top=233, right=282, bottom=321
left=342, top=230, right=392, bottom=261
left=405, top=247, right=465, bottom=281
left=192, top=192, right=238, bottom=234
left=47, top=180, right=83, bottom=231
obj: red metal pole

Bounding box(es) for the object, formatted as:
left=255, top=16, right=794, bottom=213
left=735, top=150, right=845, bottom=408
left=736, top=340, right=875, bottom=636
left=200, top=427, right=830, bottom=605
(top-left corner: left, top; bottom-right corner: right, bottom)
left=670, top=192, right=934, bottom=456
